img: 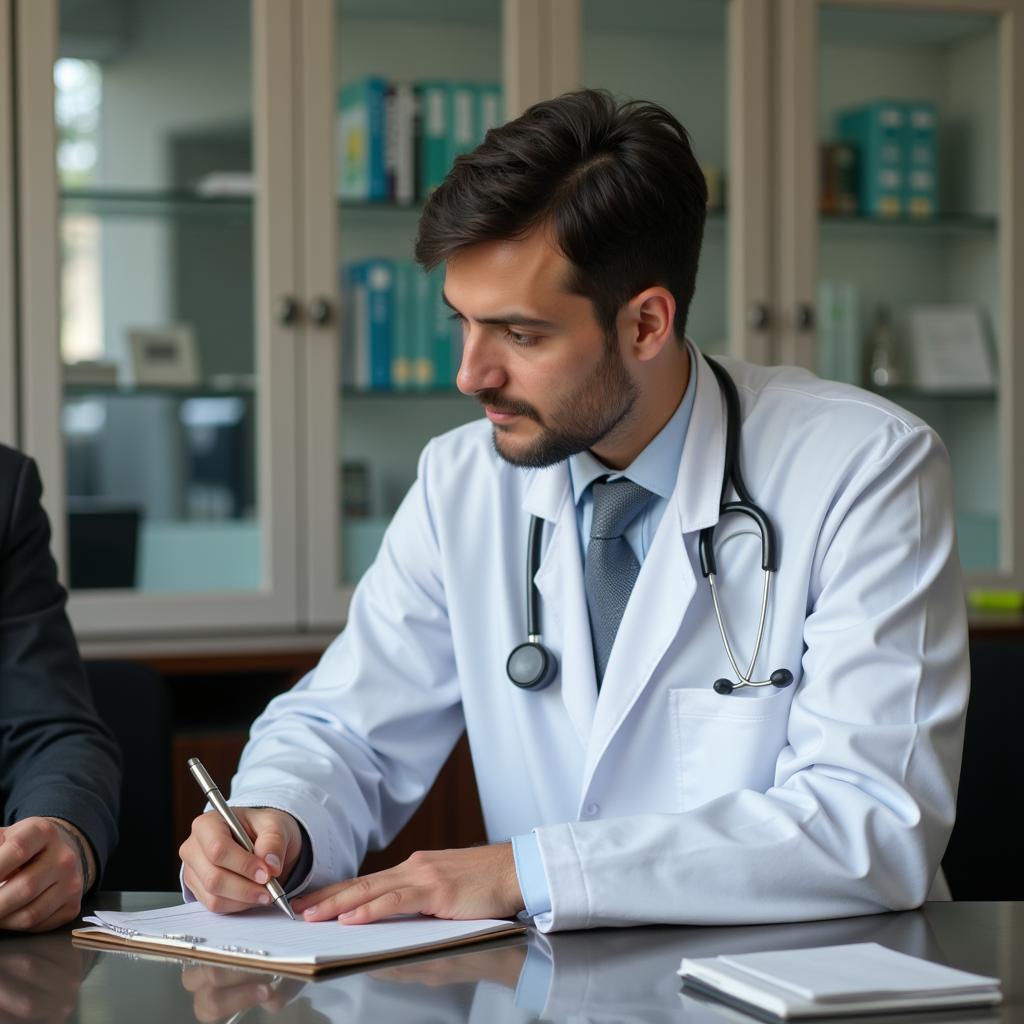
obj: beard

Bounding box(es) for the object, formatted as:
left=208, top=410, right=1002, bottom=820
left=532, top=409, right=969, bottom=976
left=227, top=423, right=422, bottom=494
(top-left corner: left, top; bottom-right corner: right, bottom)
left=483, top=341, right=639, bottom=469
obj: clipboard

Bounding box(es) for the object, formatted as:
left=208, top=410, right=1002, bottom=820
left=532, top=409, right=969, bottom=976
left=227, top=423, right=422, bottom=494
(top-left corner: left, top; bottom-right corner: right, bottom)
left=72, top=904, right=526, bottom=977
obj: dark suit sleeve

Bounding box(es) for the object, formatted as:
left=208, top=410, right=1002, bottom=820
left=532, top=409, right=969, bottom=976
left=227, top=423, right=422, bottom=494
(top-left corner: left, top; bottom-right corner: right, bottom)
left=0, top=450, right=120, bottom=881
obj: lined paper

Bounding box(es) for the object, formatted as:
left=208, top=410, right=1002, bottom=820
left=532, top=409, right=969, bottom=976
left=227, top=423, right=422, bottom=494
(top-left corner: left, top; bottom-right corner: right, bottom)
left=79, top=902, right=518, bottom=965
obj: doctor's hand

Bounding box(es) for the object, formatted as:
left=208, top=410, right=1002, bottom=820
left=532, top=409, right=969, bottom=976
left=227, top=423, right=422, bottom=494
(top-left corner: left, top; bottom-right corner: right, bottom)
left=180, top=807, right=302, bottom=914
left=292, top=843, right=524, bottom=925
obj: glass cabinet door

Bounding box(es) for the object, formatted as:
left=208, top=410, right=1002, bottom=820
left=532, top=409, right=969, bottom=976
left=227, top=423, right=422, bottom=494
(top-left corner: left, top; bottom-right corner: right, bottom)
left=802, top=0, right=1021, bottom=581
left=581, top=0, right=732, bottom=357
left=303, top=0, right=503, bottom=627
left=17, top=0, right=301, bottom=633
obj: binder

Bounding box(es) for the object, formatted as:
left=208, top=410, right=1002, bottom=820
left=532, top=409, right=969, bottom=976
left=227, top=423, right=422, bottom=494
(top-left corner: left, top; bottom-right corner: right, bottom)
left=418, top=81, right=450, bottom=196
left=386, top=82, right=417, bottom=205
left=413, top=267, right=436, bottom=389
left=337, top=76, right=389, bottom=201
left=365, top=260, right=394, bottom=390
left=477, top=83, right=503, bottom=144
left=392, top=261, right=414, bottom=390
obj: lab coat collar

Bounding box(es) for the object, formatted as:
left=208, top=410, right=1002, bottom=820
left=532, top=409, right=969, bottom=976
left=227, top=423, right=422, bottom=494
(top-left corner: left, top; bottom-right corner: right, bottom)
left=672, top=342, right=728, bottom=535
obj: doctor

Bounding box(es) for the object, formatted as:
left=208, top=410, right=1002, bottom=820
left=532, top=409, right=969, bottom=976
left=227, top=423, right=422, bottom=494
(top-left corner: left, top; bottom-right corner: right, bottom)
left=180, top=90, right=968, bottom=932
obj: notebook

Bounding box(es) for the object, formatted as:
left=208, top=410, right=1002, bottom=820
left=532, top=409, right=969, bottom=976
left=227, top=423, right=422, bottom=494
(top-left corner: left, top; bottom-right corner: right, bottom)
left=72, top=902, right=525, bottom=975
left=677, top=943, right=1002, bottom=1020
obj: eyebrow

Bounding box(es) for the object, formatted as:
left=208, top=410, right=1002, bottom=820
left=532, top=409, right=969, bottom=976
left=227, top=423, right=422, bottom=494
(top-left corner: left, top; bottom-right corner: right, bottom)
left=441, top=291, right=559, bottom=331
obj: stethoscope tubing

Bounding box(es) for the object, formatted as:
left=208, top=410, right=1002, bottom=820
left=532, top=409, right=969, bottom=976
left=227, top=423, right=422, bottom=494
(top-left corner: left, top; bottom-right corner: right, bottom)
left=508, top=355, right=794, bottom=695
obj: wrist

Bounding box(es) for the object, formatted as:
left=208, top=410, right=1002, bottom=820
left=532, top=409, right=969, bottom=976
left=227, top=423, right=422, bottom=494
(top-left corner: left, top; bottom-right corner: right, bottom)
left=45, top=817, right=96, bottom=892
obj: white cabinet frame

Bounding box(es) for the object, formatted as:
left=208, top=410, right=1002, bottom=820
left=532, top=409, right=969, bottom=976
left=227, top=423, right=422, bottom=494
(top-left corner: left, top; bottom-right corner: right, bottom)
left=298, top=0, right=345, bottom=630
left=728, top=0, right=777, bottom=364
left=15, top=0, right=302, bottom=636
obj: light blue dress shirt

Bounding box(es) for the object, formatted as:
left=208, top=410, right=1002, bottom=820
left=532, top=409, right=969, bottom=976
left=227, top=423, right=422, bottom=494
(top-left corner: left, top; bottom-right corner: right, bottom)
left=512, top=348, right=697, bottom=919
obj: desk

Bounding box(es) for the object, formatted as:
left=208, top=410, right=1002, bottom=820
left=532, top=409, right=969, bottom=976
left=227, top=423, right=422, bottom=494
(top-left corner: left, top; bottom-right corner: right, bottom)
left=0, top=895, right=1019, bottom=1022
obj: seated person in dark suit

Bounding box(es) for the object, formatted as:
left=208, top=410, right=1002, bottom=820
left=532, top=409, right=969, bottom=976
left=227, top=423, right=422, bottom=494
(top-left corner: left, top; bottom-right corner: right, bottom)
left=0, top=445, right=120, bottom=930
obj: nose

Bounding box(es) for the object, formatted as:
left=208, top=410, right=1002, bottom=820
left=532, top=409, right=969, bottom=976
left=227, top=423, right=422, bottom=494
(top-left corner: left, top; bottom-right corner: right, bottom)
left=456, top=326, right=508, bottom=396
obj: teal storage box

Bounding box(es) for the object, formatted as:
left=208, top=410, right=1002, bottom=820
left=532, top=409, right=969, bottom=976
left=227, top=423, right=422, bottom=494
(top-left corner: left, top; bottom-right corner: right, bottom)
left=836, top=101, right=905, bottom=217
left=904, top=101, right=938, bottom=219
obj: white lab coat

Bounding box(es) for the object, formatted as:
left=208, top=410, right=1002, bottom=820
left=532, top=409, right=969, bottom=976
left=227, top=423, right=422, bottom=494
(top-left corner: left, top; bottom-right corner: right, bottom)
left=226, top=348, right=968, bottom=932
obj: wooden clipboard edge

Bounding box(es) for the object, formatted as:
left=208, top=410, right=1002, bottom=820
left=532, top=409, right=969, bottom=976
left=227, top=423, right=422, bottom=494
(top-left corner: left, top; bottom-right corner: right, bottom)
left=71, top=922, right=527, bottom=977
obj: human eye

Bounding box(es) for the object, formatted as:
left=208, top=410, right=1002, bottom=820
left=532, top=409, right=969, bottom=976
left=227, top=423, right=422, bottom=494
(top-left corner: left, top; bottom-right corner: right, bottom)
left=503, top=327, right=538, bottom=348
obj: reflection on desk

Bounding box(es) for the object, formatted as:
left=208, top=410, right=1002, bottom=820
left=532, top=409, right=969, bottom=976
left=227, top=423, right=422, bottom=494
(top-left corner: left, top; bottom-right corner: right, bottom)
left=1, top=895, right=1019, bottom=1023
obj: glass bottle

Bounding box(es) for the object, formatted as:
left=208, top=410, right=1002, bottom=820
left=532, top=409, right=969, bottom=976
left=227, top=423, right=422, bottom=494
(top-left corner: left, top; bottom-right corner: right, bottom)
left=868, top=305, right=902, bottom=389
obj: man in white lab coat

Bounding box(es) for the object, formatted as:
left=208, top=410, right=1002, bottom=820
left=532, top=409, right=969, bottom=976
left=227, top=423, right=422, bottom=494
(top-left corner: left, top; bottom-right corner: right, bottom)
left=180, top=90, right=968, bottom=931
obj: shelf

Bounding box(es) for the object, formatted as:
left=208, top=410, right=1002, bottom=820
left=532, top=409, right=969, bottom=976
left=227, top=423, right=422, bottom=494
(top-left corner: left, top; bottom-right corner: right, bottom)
left=64, top=381, right=255, bottom=400
left=60, top=189, right=432, bottom=221
left=341, top=387, right=465, bottom=398
left=820, top=213, right=998, bottom=240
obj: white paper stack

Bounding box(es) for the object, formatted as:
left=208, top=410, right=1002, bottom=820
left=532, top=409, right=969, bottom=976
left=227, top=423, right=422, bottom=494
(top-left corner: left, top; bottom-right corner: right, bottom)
left=678, top=942, right=1001, bottom=1019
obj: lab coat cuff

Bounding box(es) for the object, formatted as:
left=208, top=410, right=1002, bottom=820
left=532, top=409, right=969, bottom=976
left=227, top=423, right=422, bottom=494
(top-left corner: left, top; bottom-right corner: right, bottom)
left=531, top=822, right=589, bottom=932
left=512, top=832, right=553, bottom=918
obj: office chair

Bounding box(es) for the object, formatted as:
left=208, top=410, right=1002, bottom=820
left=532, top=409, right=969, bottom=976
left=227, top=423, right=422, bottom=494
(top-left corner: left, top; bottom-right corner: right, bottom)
left=85, top=660, right=175, bottom=891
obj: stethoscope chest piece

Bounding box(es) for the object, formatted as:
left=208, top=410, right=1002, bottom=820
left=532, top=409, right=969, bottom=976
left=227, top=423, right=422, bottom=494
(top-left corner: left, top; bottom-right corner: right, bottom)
left=507, top=640, right=558, bottom=690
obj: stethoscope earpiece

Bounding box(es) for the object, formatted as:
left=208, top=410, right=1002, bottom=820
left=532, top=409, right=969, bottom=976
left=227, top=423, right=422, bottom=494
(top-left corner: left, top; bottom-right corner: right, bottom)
left=713, top=678, right=734, bottom=695
left=771, top=669, right=794, bottom=688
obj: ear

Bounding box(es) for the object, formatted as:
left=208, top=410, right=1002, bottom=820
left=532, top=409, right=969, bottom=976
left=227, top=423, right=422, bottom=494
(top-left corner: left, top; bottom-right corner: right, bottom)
left=623, top=286, right=677, bottom=363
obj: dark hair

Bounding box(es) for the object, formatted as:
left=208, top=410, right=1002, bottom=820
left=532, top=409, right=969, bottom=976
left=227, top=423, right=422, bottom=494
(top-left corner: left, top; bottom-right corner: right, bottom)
left=415, top=89, right=707, bottom=342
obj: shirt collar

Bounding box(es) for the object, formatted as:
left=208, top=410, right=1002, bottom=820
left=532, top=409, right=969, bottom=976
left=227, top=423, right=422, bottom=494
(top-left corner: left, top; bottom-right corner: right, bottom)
left=569, top=343, right=696, bottom=505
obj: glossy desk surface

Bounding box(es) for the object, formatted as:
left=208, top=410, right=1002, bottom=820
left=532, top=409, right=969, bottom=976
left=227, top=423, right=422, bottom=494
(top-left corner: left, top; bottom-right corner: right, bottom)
left=0, top=896, right=1019, bottom=1023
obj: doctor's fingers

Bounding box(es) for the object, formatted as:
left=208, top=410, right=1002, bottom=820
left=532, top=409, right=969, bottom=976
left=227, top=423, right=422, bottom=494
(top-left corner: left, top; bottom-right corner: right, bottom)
left=182, top=813, right=276, bottom=888
left=248, top=809, right=302, bottom=879
left=181, top=861, right=271, bottom=916
left=312, top=884, right=435, bottom=925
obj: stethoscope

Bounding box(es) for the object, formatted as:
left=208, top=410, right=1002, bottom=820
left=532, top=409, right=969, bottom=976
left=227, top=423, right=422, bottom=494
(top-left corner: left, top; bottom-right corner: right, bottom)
left=505, top=356, right=795, bottom=696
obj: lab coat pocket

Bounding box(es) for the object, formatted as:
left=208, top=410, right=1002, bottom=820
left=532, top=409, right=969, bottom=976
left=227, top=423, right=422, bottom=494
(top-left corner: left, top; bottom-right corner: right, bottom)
left=669, top=686, right=793, bottom=812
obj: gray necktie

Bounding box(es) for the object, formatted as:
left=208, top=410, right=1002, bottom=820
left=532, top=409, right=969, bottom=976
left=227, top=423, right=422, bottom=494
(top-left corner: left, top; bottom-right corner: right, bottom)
left=585, top=478, right=654, bottom=687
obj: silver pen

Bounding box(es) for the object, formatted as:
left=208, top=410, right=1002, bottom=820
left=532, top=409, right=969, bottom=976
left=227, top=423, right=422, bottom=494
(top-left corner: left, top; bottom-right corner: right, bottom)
left=187, top=757, right=296, bottom=921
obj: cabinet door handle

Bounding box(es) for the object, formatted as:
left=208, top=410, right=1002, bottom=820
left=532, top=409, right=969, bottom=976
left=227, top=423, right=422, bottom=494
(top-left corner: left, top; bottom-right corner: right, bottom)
left=746, top=302, right=770, bottom=331
left=796, top=302, right=815, bottom=331
left=277, top=296, right=300, bottom=326
left=308, top=297, right=333, bottom=326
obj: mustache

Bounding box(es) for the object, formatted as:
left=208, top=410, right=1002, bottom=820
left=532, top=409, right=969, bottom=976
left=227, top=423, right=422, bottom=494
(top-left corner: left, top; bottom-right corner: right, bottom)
left=476, top=390, right=539, bottom=421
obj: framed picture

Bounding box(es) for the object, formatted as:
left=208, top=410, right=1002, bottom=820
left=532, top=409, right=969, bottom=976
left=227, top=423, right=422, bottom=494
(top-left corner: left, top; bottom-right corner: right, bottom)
left=906, top=306, right=996, bottom=393
left=126, top=325, right=200, bottom=387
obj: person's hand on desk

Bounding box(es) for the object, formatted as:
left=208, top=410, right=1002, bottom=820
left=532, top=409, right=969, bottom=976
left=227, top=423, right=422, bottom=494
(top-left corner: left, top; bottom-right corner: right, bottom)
left=0, top=817, right=94, bottom=931
left=292, top=843, right=524, bottom=924
left=179, top=807, right=302, bottom=913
